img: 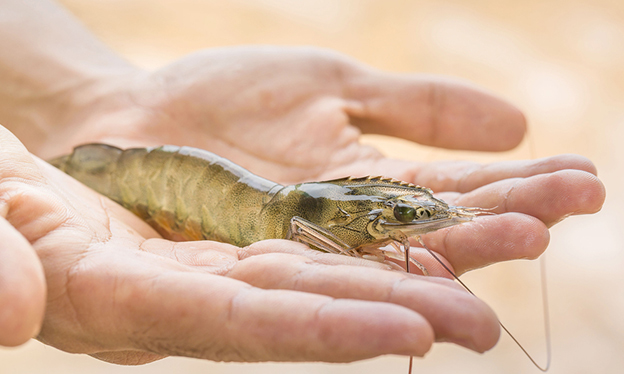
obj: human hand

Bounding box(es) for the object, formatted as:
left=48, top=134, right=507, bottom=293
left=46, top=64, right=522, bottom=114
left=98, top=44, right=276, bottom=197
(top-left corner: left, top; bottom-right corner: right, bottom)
left=0, top=125, right=501, bottom=363
left=36, top=46, right=605, bottom=276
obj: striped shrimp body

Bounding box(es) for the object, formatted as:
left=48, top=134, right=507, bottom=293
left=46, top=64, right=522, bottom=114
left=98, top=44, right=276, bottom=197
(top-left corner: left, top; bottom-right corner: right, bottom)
left=50, top=144, right=484, bottom=273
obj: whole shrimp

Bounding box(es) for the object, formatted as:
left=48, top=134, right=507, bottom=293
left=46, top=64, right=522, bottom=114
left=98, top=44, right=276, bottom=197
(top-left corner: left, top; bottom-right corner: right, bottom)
left=50, top=143, right=549, bottom=372
left=49, top=144, right=486, bottom=274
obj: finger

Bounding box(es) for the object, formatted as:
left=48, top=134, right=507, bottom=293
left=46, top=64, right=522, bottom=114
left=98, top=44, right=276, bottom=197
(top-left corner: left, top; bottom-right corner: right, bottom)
left=414, top=154, right=599, bottom=193
left=0, top=216, right=46, bottom=347
left=417, top=213, right=549, bottom=275
left=140, top=238, right=400, bottom=273
left=449, top=169, right=606, bottom=226
left=227, top=247, right=500, bottom=353
left=343, top=71, right=526, bottom=151
left=64, top=256, right=435, bottom=362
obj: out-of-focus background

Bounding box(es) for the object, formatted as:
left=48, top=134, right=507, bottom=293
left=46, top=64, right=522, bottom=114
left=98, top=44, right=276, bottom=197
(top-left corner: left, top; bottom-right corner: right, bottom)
left=1, top=0, right=622, bottom=373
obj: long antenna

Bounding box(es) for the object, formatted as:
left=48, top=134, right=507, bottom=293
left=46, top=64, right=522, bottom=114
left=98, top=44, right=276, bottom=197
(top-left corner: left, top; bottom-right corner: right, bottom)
left=416, top=236, right=552, bottom=372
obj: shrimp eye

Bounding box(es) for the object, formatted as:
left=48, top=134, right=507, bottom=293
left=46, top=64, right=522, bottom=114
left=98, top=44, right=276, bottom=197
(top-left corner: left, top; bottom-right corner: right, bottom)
left=393, top=204, right=416, bottom=222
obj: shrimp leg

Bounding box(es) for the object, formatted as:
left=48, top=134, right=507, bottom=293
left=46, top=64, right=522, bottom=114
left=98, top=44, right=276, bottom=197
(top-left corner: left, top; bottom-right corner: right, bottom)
left=287, top=216, right=356, bottom=257
left=386, top=241, right=429, bottom=276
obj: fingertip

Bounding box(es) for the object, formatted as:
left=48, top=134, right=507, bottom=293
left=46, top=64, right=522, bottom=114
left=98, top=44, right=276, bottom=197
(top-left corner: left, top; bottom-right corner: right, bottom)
left=433, top=290, right=500, bottom=353
left=382, top=309, right=435, bottom=358
left=466, top=298, right=501, bottom=353
left=494, top=101, right=527, bottom=151
left=417, top=324, right=436, bottom=357
left=451, top=84, right=527, bottom=151
left=492, top=213, right=550, bottom=261
left=316, top=299, right=435, bottom=359
left=0, top=281, right=46, bottom=347
left=401, top=323, right=435, bottom=357
left=383, top=275, right=500, bottom=354
left=510, top=213, right=551, bottom=261
left=532, top=169, right=606, bottom=224
left=575, top=172, right=606, bottom=215
left=531, top=153, right=599, bottom=177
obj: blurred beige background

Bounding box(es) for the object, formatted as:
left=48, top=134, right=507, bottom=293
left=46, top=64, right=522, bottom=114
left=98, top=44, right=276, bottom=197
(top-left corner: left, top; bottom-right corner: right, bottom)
left=1, top=0, right=623, bottom=373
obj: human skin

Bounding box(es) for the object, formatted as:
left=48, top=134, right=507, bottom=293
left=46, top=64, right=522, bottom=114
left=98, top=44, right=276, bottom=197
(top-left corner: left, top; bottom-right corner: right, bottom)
left=0, top=0, right=606, bottom=366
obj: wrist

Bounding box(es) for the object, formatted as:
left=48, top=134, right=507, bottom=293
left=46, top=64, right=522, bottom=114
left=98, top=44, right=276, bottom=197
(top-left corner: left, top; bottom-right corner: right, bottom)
left=0, top=0, right=150, bottom=156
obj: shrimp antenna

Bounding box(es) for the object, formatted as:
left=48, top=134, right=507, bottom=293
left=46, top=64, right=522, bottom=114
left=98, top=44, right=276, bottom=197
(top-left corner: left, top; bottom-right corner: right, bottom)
left=416, top=237, right=552, bottom=372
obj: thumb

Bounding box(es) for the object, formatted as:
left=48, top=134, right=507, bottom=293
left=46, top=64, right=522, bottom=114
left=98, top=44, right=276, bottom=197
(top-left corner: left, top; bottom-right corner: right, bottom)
left=0, top=124, right=47, bottom=346
left=0, top=216, right=46, bottom=346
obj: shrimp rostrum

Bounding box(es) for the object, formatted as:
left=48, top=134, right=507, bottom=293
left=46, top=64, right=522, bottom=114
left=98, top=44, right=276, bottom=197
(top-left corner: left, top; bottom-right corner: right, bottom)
left=50, top=144, right=489, bottom=273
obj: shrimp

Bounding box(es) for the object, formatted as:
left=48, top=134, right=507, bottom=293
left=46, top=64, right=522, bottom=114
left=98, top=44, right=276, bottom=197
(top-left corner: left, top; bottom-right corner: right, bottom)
left=49, top=144, right=487, bottom=273
left=49, top=143, right=549, bottom=372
